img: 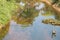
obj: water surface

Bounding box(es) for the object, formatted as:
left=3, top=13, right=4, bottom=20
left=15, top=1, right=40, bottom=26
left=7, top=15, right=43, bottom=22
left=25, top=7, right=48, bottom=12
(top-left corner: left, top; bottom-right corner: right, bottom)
left=3, top=10, right=60, bottom=40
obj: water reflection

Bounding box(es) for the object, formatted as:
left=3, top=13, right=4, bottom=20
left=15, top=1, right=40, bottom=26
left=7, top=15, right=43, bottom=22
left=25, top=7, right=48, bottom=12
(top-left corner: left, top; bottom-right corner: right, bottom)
left=3, top=20, right=32, bottom=40
left=3, top=9, right=60, bottom=40
left=2, top=12, right=60, bottom=40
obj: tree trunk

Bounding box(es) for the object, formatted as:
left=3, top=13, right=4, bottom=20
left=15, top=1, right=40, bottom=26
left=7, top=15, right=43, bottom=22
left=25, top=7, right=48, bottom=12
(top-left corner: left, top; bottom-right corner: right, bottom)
left=41, top=0, right=60, bottom=20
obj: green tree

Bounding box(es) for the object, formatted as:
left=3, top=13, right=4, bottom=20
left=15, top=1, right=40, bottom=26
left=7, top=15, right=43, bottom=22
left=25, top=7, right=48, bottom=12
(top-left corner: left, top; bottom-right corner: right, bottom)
left=0, top=0, right=18, bottom=25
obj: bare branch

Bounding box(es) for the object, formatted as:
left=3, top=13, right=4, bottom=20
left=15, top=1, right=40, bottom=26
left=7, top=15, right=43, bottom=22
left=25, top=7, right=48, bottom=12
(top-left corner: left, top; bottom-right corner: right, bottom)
left=41, top=0, right=60, bottom=13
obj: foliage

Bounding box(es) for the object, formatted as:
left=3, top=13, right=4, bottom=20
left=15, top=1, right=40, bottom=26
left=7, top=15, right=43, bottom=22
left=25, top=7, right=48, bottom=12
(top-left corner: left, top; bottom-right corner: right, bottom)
left=13, top=4, right=39, bottom=25
left=0, top=0, right=18, bottom=25
left=0, top=0, right=59, bottom=25
left=52, top=0, right=60, bottom=7
left=42, top=4, right=54, bottom=16
left=20, top=5, right=38, bottom=18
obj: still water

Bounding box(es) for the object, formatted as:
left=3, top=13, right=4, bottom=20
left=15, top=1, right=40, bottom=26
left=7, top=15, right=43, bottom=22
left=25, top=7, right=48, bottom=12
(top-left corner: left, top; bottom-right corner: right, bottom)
left=3, top=12, right=60, bottom=40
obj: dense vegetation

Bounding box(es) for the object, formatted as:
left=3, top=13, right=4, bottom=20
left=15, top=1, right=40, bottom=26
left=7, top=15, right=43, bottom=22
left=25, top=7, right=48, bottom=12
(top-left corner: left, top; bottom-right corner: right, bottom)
left=0, top=0, right=60, bottom=25
left=0, top=0, right=18, bottom=26
left=0, top=0, right=18, bottom=39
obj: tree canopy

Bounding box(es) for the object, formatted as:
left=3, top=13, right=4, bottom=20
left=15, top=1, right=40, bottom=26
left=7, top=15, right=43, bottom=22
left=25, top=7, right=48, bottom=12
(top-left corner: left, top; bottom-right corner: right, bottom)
left=0, top=0, right=18, bottom=25
left=0, top=0, right=60, bottom=25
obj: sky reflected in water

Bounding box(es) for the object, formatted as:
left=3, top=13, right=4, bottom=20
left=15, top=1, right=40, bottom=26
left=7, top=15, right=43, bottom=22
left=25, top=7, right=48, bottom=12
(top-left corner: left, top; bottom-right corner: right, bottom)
left=3, top=8, right=60, bottom=40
